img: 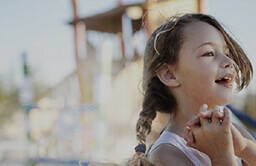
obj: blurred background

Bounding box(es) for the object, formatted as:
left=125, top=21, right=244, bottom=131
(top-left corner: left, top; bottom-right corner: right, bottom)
left=1, top=0, right=256, bottom=165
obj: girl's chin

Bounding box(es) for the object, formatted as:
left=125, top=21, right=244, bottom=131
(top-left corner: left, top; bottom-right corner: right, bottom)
left=206, top=98, right=232, bottom=109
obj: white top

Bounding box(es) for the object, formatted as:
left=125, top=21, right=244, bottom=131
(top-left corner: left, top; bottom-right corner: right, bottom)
left=148, top=130, right=242, bottom=166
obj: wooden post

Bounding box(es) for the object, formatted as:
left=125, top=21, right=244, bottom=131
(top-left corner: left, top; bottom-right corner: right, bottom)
left=71, top=0, right=87, bottom=103
left=198, top=0, right=206, bottom=13
left=145, top=0, right=157, bottom=35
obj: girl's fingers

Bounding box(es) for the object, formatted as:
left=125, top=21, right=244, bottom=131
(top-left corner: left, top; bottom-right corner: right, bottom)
left=186, top=116, right=200, bottom=127
left=198, top=104, right=209, bottom=117
left=212, top=111, right=221, bottom=124
left=212, top=106, right=224, bottom=124
left=183, top=126, right=195, bottom=144
left=183, top=126, right=190, bottom=141
left=200, top=104, right=208, bottom=112
left=188, top=130, right=195, bottom=143
left=198, top=104, right=213, bottom=125
left=199, top=116, right=210, bottom=127
left=186, top=104, right=227, bottom=131
left=198, top=104, right=213, bottom=126
left=214, top=106, right=224, bottom=118
left=187, top=124, right=201, bottom=149
left=198, top=111, right=212, bottom=119
left=222, top=107, right=231, bottom=126
left=186, top=140, right=196, bottom=149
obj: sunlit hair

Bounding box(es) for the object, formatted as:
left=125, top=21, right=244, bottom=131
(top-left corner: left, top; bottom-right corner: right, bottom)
left=130, top=13, right=253, bottom=165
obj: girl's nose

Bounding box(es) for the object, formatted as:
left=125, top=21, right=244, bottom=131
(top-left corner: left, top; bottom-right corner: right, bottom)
left=220, top=55, right=235, bottom=69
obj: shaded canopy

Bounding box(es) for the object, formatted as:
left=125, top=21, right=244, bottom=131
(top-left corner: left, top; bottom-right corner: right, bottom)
left=69, top=3, right=145, bottom=34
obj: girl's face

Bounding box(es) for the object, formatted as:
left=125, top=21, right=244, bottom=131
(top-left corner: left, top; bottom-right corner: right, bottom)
left=174, top=21, right=237, bottom=108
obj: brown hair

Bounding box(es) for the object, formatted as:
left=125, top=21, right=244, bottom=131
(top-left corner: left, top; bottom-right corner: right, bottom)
left=130, top=13, right=253, bottom=165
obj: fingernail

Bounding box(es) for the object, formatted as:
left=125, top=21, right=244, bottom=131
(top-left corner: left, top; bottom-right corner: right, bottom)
left=215, top=105, right=224, bottom=114
left=201, top=104, right=208, bottom=112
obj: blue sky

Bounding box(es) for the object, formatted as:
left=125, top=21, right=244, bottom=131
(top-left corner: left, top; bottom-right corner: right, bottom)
left=0, top=0, right=256, bottom=91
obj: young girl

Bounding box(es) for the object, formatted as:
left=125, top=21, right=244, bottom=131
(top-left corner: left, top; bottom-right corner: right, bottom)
left=130, top=13, right=256, bottom=165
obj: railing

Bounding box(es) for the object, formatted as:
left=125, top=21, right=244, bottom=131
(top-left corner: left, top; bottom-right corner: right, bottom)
left=228, top=105, right=256, bottom=138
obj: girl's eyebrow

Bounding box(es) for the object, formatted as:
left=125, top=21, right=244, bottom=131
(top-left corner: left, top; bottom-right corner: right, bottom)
left=196, top=42, right=215, bottom=49
left=194, top=42, right=228, bottom=52
left=193, top=42, right=215, bottom=53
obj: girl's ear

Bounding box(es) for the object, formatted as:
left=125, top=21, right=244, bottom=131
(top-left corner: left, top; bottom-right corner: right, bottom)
left=156, top=64, right=180, bottom=87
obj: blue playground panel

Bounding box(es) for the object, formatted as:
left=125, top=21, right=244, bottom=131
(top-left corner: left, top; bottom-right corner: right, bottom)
left=31, top=158, right=89, bottom=166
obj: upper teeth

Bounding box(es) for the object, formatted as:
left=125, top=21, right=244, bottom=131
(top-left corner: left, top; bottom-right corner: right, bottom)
left=216, top=76, right=232, bottom=81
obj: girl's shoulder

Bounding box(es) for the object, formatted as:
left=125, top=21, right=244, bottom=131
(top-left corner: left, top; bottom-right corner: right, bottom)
left=147, top=130, right=210, bottom=166
left=148, top=143, right=194, bottom=166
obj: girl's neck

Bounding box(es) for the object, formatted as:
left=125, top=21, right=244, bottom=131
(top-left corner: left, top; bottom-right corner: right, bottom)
left=166, top=104, right=199, bottom=137
left=167, top=116, right=188, bottom=138
left=166, top=103, right=223, bottom=137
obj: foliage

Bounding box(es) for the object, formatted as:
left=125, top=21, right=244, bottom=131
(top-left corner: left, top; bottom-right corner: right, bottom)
left=0, top=83, right=21, bottom=126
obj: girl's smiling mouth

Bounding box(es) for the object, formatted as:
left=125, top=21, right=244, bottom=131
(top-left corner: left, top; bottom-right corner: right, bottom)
left=215, top=73, right=235, bottom=88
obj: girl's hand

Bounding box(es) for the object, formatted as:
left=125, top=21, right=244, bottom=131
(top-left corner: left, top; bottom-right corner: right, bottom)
left=184, top=104, right=224, bottom=145
left=184, top=105, right=237, bottom=165
left=231, top=122, right=256, bottom=166
left=231, top=124, right=248, bottom=157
